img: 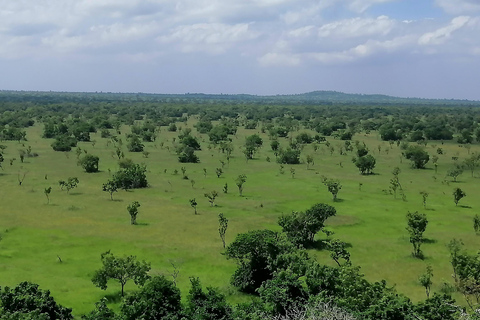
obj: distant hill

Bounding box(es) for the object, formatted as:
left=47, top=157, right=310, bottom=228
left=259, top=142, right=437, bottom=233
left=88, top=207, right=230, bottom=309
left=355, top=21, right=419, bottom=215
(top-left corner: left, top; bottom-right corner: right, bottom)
left=1, top=89, right=479, bottom=106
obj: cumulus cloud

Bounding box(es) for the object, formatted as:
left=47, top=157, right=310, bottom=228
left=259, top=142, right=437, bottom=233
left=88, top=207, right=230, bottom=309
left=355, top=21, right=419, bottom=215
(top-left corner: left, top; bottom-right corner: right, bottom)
left=317, top=16, right=395, bottom=38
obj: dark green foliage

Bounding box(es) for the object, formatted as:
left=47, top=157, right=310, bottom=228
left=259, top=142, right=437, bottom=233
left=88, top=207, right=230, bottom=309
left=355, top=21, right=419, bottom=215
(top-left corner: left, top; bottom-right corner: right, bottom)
left=0, top=281, right=73, bottom=320
left=51, top=135, right=77, bottom=152
left=277, top=148, right=300, bottom=164
left=354, top=155, right=376, bottom=174
left=111, top=164, right=148, bottom=190
left=180, top=132, right=201, bottom=150
left=195, top=120, right=213, bottom=134
left=235, top=174, right=247, bottom=196
left=295, top=132, right=313, bottom=144
left=78, top=154, right=99, bottom=173
left=406, top=211, right=428, bottom=258
left=91, top=251, right=151, bottom=296
left=127, top=134, right=144, bottom=152
left=453, top=187, right=466, bottom=206
left=474, top=214, right=480, bottom=234
left=414, top=294, right=458, bottom=320
left=218, top=213, right=228, bottom=249
left=127, top=201, right=141, bottom=225
left=244, top=134, right=263, bottom=159
left=278, top=203, right=336, bottom=247
left=185, top=277, right=232, bottom=320
left=81, top=298, right=115, bottom=320
left=403, top=145, right=429, bottom=169
left=120, top=276, right=183, bottom=320
left=102, top=180, right=118, bottom=200
left=59, top=177, right=79, bottom=193
left=323, top=178, right=342, bottom=201
left=327, top=239, right=351, bottom=267
left=209, top=125, right=230, bottom=144
left=178, top=146, right=200, bottom=163
left=257, top=270, right=307, bottom=315
left=225, top=230, right=297, bottom=293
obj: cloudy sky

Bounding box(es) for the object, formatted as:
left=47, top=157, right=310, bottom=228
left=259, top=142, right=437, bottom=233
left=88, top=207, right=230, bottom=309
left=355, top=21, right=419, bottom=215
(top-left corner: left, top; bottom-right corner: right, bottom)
left=1, top=0, right=480, bottom=100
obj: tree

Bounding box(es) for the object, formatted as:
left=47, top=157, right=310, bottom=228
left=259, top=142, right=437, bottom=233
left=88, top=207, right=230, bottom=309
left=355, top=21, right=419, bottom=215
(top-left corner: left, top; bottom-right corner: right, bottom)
left=120, top=275, right=183, bottom=320
left=306, top=155, right=314, bottom=169
left=453, top=187, right=466, bottom=206
left=406, top=211, right=428, bottom=258
left=215, top=168, right=223, bottom=178
left=225, top=230, right=297, bottom=293
left=44, top=187, right=52, bottom=204
left=81, top=298, right=115, bottom=320
left=277, top=148, right=301, bottom=165
left=0, top=281, right=73, bottom=320
left=419, top=265, right=433, bottom=298
left=323, top=178, right=342, bottom=201
left=51, top=135, right=77, bottom=152
left=185, top=277, right=232, bottom=320
left=278, top=203, right=336, bottom=247
left=204, top=190, right=218, bottom=207
left=78, top=154, right=99, bottom=173
left=419, top=191, right=429, bottom=209
left=59, top=177, right=79, bottom=194
left=474, top=214, right=480, bottom=234
left=111, top=163, right=148, bottom=190
left=354, top=155, right=376, bottom=175
left=178, top=146, right=200, bottom=163
left=218, top=213, right=228, bottom=249
left=326, top=239, right=351, bottom=267
left=127, top=134, right=144, bottom=152
left=102, top=180, right=118, bottom=200
left=403, top=145, right=429, bottom=169
left=447, top=164, right=463, bottom=182
left=464, top=153, right=480, bottom=177
left=91, top=250, right=151, bottom=297
left=236, top=174, right=247, bottom=196
left=190, top=198, right=198, bottom=215
left=127, top=201, right=141, bottom=225
left=244, top=134, right=263, bottom=159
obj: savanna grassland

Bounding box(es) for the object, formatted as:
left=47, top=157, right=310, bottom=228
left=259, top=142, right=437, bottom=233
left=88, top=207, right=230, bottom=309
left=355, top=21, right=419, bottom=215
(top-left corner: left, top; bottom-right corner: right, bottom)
left=1, top=92, right=480, bottom=317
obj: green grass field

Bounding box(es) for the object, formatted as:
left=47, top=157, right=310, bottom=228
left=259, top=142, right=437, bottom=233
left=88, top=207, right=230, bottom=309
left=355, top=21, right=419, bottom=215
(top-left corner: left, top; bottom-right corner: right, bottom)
left=1, top=121, right=479, bottom=317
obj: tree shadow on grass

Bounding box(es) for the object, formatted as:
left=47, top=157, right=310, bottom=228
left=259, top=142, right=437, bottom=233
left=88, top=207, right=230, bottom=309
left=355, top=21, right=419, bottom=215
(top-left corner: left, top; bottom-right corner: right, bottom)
left=459, top=205, right=472, bottom=209
left=310, top=239, right=353, bottom=251
left=333, top=198, right=345, bottom=203
left=135, top=222, right=150, bottom=226
left=111, top=199, right=124, bottom=202
left=423, top=238, right=437, bottom=244
left=68, top=192, right=83, bottom=196
left=103, top=292, right=123, bottom=304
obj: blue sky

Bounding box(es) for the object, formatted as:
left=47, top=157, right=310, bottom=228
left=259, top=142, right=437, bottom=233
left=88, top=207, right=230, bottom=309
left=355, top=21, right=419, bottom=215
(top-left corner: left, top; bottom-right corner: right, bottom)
left=1, top=0, right=480, bottom=100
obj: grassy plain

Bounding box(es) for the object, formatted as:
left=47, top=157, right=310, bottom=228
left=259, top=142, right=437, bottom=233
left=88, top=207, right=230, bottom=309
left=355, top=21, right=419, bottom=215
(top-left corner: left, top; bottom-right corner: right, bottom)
left=1, top=120, right=479, bottom=316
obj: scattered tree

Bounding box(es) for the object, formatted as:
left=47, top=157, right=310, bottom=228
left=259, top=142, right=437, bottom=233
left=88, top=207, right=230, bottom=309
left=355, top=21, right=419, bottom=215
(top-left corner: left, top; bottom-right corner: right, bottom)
left=420, top=191, right=429, bottom=209
left=91, top=250, right=151, bottom=296
left=236, top=174, right=247, bottom=196
left=127, top=201, right=141, bottom=225
left=326, top=239, right=351, bottom=267
left=453, top=187, right=466, bottom=206
left=418, top=265, right=433, bottom=298
left=406, top=211, right=428, bottom=258
left=204, top=190, right=218, bottom=207
left=322, top=178, right=342, bottom=201
left=216, top=167, right=223, bottom=178
left=474, top=214, right=480, bottom=234
left=218, top=213, right=228, bottom=249
left=403, top=145, right=430, bottom=169
left=44, top=187, right=52, bottom=204
left=78, top=154, right=99, bottom=173
left=102, top=180, right=118, bottom=200
left=354, top=155, right=376, bottom=175
left=190, top=198, right=198, bottom=215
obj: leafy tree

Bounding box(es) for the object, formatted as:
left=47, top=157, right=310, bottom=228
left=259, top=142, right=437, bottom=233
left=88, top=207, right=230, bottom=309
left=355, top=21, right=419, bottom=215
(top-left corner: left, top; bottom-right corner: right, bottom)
left=447, top=238, right=464, bottom=282
left=418, top=265, right=433, bottom=298
left=59, top=177, right=79, bottom=194
left=204, top=190, right=218, bottom=207
left=419, top=191, right=429, bottom=209
left=190, top=198, right=198, bottom=215
left=306, top=154, right=314, bottom=169
left=414, top=293, right=458, bottom=320
left=453, top=187, right=466, bottom=206
left=0, top=281, right=73, bottom=320
left=474, top=214, right=480, bottom=234
left=120, top=276, right=183, bottom=320
left=102, top=180, right=118, bottom=200
left=225, top=230, right=296, bottom=293
left=178, top=146, right=200, bottom=163
left=326, top=239, right=351, bottom=267
left=127, top=134, right=144, bottom=152
left=111, top=164, right=148, bottom=190
left=277, top=148, right=301, bottom=165
left=51, top=135, right=77, bottom=152
left=78, top=154, right=99, bottom=173
left=185, top=277, right=232, bottom=320
left=403, top=145, right=429, bottom=169
left=127, top=201, right=141, bottom=225
left=270, top=140, right=280, bottom=155
left=278, top=203, right=336, bottom=247
left=464, top=153, right=480, bottom=177
left=91, top=250, right=151, bottom=296
left=354, top=155, right=376, bottom=175
left=447, top=164, right=464, bottom=182
left=216, top=168, right=223, bottom=178
left=323, top=178, right=342, bottom=201
left=44, top=187, right=52, bottom=204
left=218, top=213, right=228, bottom=249
left=244, top=134, right=263, bottom=159
left=236, top=174, right=247, bottom=196
left=406, top=211, right=428, bottom=258
left=81, top=298, right=115, bottom=320
left=257, top=270, right=307, bottom=315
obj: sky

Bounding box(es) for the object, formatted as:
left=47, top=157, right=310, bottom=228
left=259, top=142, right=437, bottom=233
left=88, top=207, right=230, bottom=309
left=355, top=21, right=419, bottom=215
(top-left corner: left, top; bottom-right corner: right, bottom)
left=1, top=0, right=480, bottom=100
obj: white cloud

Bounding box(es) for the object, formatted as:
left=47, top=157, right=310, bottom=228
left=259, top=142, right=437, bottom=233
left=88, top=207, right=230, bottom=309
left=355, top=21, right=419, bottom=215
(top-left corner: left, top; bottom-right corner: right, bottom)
left=258, top=52, right=301, bottom=66
left=418, top=16, right=470, bottom=45
left=158, top=23, right=258, bottom=54
left=345, top=0, right=396, bottom=13
left=435, top=0, right=480, bottom=15
left=317, top=15, right=395, bottom=38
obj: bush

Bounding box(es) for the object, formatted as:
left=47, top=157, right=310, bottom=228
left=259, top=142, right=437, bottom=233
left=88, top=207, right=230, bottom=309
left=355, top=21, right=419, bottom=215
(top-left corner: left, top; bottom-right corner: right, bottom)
left=78, top=154, right=99, bottom=173
left=112, top=164, right=148, bottom=190
left=51, top=135, right=77, bottom=152
left=277, top=149, right=301, bottom=164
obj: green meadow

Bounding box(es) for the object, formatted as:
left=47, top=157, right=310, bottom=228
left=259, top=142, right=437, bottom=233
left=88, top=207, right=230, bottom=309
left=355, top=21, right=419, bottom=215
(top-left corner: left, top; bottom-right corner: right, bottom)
left=1, top=120, right=479, bottom=317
